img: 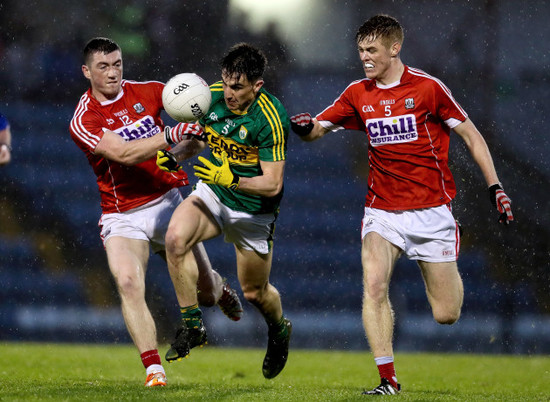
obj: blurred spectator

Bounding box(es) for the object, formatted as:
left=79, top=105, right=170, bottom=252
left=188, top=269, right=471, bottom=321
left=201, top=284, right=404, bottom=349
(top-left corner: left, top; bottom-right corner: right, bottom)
left=0, top=112, right=12, bottom=166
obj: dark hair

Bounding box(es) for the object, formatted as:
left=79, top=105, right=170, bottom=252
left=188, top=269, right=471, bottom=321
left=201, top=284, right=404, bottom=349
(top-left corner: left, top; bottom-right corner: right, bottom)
left=220, top=42, right=267, bottom=83
left=83, top=37, right=121, bottom=65
left=355, top=14, right=404, bottom=48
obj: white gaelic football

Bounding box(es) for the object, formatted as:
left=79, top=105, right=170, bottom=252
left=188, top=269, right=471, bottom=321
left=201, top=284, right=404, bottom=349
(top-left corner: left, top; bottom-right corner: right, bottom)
left=162, top=73, right=211, bottom=122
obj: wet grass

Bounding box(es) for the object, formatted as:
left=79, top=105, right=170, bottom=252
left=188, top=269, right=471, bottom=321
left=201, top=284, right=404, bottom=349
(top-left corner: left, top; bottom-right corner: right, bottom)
left=1, top=342, right=549, bottom=401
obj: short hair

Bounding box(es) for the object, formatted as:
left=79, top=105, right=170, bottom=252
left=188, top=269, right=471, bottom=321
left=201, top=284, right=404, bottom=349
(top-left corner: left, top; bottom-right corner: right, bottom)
left=220, top=42, right=267, bottom=83
left=83, top=37, right=121, bottom=65
left=355, top=14, right=404, bottom=49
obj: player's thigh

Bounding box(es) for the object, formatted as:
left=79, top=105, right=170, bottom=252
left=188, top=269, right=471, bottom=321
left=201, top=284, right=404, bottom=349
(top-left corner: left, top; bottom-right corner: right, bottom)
left=235, top=246, right=273, bottom=293
left=361, top=232, right=401, bottom=292
left=418, top=260, right=463, bottom=304
left=167, top=195, right=221, bottom=246
left=104, top=236, right=150, bottom=286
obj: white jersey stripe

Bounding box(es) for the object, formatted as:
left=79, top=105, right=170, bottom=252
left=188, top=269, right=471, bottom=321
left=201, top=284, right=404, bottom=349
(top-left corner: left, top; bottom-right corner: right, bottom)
left=423, top=113, right=453, bottom=202
left=408, top=67, right=468, bottom=118
left=71, top=94, right=101, bottom=149
left=317, top=78, right=368, bottom=119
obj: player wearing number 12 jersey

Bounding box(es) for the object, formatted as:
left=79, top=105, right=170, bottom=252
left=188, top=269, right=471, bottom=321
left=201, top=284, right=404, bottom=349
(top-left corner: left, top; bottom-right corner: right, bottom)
left=69, top=37, right=242, bottom=388
left=71, top=78, right=188, bottom=212
left=289, top=15, right=513, bottom=395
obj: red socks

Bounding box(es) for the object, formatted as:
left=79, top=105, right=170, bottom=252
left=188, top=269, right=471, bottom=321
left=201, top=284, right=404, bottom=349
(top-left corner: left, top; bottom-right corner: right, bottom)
left=375, top=356, right=398, bottom=388
left=140, top=349, right=162, bottom=369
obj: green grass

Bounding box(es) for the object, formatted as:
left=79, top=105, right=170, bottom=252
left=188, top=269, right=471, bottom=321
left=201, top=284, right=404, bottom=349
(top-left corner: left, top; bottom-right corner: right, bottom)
left=1, top=342, right=549, bottom=401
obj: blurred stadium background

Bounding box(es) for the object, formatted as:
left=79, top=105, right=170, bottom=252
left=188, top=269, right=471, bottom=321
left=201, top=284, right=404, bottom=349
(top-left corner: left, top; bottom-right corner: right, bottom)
left=0, top=0, right=548, bottom=354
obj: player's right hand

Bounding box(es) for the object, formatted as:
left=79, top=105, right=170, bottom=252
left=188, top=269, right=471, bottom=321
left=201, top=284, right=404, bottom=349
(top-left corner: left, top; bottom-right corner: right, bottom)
left=164, top=122, right=206, bottom=145
left=290, top=112, right=314, bottom=137
left=156, top=149, right=181, bottom=172
left=488, top=183, right=514, bottom=225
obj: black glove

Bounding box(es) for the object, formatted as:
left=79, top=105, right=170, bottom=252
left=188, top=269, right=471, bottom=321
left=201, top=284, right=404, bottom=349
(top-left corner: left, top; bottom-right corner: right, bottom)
left=488, top=183, right=514, bottom=225
left=290, top=113, right=314, bottom=137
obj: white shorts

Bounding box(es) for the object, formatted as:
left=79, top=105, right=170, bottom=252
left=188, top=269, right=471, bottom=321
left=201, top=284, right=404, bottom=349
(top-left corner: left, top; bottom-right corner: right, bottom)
left=99, top=188, right=182, bottom=253
left=190, top=181, right=276, bottom=255
left=360, top=205, right=460, bottom=262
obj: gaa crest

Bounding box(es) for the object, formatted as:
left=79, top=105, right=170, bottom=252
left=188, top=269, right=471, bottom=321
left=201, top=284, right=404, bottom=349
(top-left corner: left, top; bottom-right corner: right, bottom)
left=239, top=125, right=248, bottom=140
left=404, top=98, right=415, bottom=109
left=133, top=103, right=145, bottom=113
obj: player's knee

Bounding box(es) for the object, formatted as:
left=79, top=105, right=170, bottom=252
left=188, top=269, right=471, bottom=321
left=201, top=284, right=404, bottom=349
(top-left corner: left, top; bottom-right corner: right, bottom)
left=242, top=282, right=272, bottom=306
left=242, top=288, right=261, bottom=305
left=165, top=226, right=192, bottom=257
left=363, top=279, right=388, bottom=304
left=197, top=291, right=217, bottom=307
left=116, top=274, right=144, bottom=299
left=433, top=307, right=461, bottom=325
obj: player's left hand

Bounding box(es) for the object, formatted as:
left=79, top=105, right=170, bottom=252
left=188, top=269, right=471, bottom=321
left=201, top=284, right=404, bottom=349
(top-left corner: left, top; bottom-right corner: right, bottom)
left=488, top=183, right=514, bottom=225
left=157, top=149, right=181, bottom=172
left=194, top=151, right=240, bottom=190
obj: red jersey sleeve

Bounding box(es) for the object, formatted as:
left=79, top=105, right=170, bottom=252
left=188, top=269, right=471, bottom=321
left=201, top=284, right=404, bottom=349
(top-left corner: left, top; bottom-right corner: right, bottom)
left=70, top=94, right=106, bottom=153
left=316, top=80, right=366, bottom=131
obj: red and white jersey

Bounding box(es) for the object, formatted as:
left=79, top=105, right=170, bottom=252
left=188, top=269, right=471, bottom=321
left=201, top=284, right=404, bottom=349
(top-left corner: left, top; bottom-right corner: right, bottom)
left=70, top=79, right=188, bottom=214
left=317, top=65, right=468, bottom=210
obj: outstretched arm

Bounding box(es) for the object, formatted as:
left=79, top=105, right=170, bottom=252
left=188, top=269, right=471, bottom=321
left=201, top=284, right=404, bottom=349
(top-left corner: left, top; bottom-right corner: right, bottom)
left=95, top=122, right=205, bottom=166
left=453, top=118, right=500, bottom=186
left=94, top=128, right=167, bottom=165
left=290, top=113, right=331, bottom=142
left=454, top=118, right=514, bottom=224
left=170, top=137, right=208, bottom=161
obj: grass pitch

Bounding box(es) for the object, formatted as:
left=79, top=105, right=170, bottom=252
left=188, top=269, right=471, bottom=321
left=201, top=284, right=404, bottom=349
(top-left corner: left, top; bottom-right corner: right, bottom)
left=1, top=342, right=549, bottom=401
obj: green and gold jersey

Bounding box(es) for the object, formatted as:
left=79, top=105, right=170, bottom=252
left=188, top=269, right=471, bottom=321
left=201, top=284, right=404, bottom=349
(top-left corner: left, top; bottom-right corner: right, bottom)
left=198, top=82, right=289, bottom=214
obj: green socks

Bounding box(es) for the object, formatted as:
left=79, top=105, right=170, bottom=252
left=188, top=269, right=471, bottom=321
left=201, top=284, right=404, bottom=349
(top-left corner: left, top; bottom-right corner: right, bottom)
left=180, top=304, right=203, bottom=329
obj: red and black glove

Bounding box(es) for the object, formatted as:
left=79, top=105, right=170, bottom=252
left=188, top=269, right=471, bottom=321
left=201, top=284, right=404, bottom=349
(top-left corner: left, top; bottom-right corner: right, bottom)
left=488, top=183, right=514, bottom=225
left=290, top=113, right=314, bottom=137
left=164, top=122, right=207, bottom=145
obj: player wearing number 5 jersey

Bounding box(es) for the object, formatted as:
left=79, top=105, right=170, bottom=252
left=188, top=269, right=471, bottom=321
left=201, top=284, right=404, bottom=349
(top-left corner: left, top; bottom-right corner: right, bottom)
left=290, top=15, right=513, bottom=395
left=69, top=37, right=243, bottom=388
left=159, top=43, right=292, bottom=379
left=319, top=66, right=468, bottom=211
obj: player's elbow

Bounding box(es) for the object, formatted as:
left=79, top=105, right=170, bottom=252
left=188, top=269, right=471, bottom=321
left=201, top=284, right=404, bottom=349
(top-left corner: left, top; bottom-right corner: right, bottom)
left=95, top=140, right=143, bottom=166
left=264, top=179, right=283, bottom=198
left=117, top=153, right=141, bottom=166
left=116, top=145, right=150, bottom=166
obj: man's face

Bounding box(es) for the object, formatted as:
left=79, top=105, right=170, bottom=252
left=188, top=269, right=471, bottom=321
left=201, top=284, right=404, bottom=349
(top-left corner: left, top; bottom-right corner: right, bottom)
left=221, top=71, right=263, bottom=113
left=82, top=50, right=123, bottom=102
left=357, top=36, right=395, bottom=81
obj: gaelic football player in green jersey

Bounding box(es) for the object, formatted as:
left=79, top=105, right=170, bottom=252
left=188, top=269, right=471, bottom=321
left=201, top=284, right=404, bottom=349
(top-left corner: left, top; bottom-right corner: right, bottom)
left=157, top=43, right=291, bottom=379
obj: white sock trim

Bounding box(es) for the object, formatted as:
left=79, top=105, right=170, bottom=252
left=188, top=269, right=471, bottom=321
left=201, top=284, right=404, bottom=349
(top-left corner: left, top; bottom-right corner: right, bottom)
left=374, top=356, right=394, bottom=366
left=146, top=364, right=165, bottom=375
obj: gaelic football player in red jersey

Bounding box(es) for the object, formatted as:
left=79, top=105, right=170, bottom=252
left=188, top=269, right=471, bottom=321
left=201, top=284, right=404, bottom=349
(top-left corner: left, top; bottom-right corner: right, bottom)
left=70, top=37, right=243, bottom=387
left=290, top=15, right=513, bottom=395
